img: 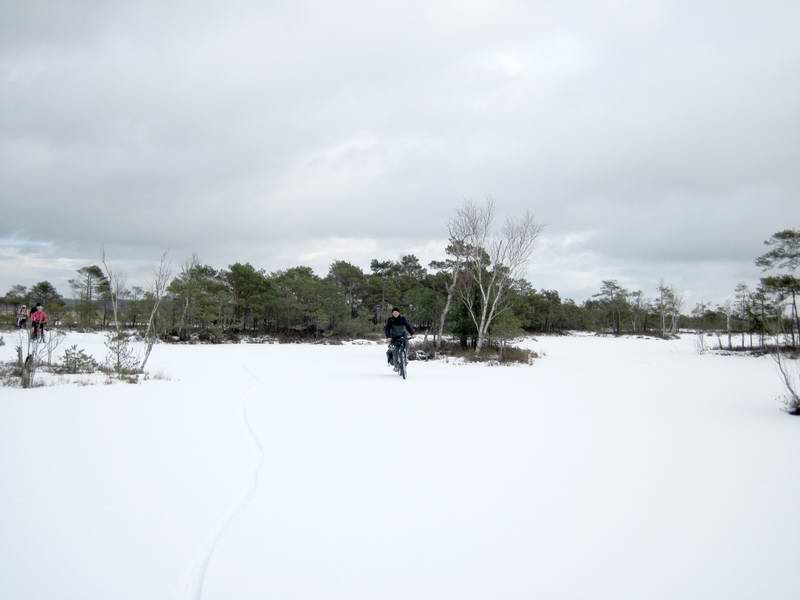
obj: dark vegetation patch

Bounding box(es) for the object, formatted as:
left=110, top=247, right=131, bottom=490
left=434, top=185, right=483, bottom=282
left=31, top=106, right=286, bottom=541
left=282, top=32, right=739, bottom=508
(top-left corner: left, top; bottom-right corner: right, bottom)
left=410, top=339, right=537, bottom=365
left=161, top=327, right=383, bottom=345
left=713, top=344, right=799, bottom=357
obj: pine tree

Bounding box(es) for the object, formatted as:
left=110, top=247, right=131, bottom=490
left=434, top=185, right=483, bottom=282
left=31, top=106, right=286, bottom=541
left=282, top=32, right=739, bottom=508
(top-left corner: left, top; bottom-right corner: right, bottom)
left=757, top=230, right=800, bottom=347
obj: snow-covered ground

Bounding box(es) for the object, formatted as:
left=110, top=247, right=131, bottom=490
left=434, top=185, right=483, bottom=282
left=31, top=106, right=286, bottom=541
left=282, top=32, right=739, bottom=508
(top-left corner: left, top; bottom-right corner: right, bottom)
left=1, top=332, right=798, bottom=600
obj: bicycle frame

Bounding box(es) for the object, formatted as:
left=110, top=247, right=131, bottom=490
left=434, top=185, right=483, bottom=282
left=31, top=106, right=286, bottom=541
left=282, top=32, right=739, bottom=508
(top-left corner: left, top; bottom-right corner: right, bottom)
left=389, top=338, right=409, bottom=379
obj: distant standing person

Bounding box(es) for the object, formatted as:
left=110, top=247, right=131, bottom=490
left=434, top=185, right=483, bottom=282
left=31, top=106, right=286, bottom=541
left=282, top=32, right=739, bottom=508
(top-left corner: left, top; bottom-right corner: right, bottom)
left=16, top=304, right=28, bottom=329
left=31, top=303, right=49, bottom=341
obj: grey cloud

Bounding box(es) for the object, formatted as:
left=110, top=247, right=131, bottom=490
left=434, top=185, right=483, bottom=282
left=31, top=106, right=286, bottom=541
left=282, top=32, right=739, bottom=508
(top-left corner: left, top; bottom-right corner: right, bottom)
left=1, top=0, right=798, bottom=303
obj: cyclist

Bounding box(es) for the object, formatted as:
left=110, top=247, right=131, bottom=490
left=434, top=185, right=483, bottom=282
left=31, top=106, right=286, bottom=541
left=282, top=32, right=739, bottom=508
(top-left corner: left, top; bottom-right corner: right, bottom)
left=384, top=307, right=415, bottom=367
left=31, top=303, right=49, bottom=341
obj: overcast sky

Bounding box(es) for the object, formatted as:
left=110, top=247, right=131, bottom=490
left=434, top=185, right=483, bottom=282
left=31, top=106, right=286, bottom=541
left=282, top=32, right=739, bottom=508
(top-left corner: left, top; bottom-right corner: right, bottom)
left=1, top=0, right=798, bottom=306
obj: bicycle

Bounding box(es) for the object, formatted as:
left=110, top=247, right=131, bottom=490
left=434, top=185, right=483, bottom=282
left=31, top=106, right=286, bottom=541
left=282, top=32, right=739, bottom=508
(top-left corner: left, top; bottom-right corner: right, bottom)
left=388, top=336, right=411, bottom=380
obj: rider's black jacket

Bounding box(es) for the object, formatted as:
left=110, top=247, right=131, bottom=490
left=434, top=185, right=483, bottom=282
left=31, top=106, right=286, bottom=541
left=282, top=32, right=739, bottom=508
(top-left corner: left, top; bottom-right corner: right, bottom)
left=384, top=315, right=415, bottom=339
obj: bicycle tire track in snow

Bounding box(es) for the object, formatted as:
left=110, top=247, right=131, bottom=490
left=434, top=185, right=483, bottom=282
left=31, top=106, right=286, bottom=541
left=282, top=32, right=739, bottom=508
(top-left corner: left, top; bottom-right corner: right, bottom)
left=183, top=368, right=265, bottom=600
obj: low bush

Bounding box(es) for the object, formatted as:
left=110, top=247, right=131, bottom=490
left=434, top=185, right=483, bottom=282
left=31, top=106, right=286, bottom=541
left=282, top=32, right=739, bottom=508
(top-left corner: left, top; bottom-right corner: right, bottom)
left=57, top=345, right=99, bottom=374
left=196, top=326, right=225, bottom=344
left=0, top=362, right=22, bottom=387
left=409, top=339, right=536, bottom=365
left=104, top=332, right=139, bottom=375
left=331, top=317, right=376, bottom=338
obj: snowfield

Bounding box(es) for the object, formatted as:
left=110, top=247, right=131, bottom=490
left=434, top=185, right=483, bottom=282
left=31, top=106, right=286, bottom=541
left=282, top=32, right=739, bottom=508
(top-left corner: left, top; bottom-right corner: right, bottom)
left=1, top=332, right=799, bottom=600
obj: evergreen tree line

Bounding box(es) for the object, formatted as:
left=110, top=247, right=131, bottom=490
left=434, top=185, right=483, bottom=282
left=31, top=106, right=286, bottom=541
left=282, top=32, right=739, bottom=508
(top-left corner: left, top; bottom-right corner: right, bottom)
left=2, top=229, right=797, bottom=348
left=567, top=230, right=800, bottom=348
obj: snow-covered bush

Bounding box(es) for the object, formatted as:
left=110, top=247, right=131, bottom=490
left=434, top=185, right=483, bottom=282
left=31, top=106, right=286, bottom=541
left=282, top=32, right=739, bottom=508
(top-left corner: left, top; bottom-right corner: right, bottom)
left=410, top=339, right=536, bottom=365
left=58, top=345, right=99, bottom=374
left=465, top=345, right=535, bottom=365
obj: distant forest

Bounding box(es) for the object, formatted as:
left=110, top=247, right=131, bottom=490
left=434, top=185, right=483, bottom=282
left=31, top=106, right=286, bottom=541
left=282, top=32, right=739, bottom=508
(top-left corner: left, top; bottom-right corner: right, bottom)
left=2, top=212, right=798, bottom=349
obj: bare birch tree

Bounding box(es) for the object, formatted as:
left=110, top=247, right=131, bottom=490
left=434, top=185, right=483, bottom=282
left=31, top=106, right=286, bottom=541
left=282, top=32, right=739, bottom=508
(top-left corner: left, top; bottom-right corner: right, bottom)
left=657, top=281, right=670, bottom=335
left=101, top=249, right=171, bottom=374
left=629, top=290, right=644, bottom=333
left=450, top=198, right=543, bottom=352
left=429, top=236, right=468, bottom=349
left=773, top=350, right=800, bottom=415
left=175, top=253, right=201, bottom=339
left=656, top=281, right=682, bottom=336
left=719, top=300, right=734, bottom=350
left=669, top=288, right=683, bottom=334
left=101, top=249, right=139, bottom=375
left=101, top=248, right=127, bottom=334
left=140, top=252, right=172, bottom=372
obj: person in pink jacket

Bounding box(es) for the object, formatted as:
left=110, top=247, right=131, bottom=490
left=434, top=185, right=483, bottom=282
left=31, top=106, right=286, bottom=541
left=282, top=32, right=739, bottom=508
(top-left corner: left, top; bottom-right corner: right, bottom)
left=31, top=303, right=49, bottom=340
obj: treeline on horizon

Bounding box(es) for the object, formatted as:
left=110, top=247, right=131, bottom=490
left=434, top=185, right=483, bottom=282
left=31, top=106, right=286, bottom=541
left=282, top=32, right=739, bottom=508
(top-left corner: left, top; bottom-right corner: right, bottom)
left=2, top=228, right=798, bottom=348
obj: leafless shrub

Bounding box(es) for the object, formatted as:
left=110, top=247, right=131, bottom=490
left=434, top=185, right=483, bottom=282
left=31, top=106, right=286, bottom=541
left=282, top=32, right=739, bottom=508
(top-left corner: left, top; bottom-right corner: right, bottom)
left=18, top=329, right=65, bottom=388
left=773, top=350, right=800, bottom=415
